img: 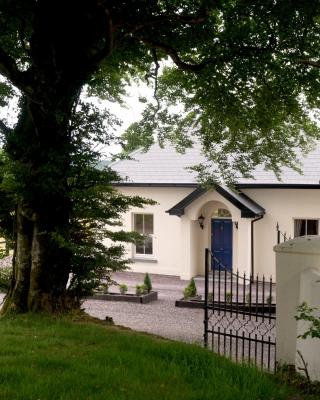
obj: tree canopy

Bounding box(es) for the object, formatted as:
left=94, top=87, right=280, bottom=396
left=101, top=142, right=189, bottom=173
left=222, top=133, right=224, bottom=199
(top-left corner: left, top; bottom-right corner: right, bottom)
left=0, top=0, right=319, bottom=312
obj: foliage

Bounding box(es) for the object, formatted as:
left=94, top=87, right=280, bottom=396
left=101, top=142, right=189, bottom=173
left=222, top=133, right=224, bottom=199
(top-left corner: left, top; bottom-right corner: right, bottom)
left=143, top=273, right=152, bottom=293
left=225, top=292, right=232, bottom=304
left=122, top=1, right=320, bottom=184
left=245, top=293, right=252, bottom=305
left=183, top=277, right=197, bottom=299
left=266, top=295, right=273, bottom=306
left=295, top=302, right=320, bottom=339
left=0, top=102, right=154, bottom=300
left=0, top=265, right=12, bottom=292
left=276, top=362, right=320, bottom=397
left=119, top=122, right=155, bottom=156
left=0, top=314, right=304, bottom=400
left=0, top=1, right=320, bottom=311
left=119, top=284, right=128, bottom=295
left=136, top=284, right=148, bottom=296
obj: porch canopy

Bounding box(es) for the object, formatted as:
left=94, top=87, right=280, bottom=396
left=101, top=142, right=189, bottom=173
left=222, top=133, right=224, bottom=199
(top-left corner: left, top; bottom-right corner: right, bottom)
left=166, top=185, right=265, bottom=218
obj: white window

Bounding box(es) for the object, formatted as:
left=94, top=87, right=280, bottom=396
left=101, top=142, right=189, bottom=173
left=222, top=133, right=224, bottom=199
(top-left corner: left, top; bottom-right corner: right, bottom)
left=133, top=214, right=154, bottom=255
left=294, top=219, right=319, bottom=237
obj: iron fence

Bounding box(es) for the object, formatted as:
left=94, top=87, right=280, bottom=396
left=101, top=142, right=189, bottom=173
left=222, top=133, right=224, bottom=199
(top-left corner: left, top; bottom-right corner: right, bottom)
left=203, top=248, right=276, bottom=372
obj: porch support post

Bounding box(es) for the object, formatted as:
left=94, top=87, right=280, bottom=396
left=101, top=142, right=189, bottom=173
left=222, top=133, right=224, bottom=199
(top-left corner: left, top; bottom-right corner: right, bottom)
left=180, top=216, right=198, bottom=280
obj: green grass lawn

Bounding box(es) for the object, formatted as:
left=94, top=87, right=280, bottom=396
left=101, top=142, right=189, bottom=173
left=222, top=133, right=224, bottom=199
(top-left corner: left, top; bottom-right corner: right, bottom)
left=0, top=314, right=307, bottom=400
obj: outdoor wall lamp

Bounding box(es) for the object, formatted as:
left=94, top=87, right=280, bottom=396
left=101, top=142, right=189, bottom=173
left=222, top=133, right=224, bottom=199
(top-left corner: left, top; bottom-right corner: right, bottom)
left=234, top=221, right=238, bottom=229
left=198, top=214, right=205, bottom=229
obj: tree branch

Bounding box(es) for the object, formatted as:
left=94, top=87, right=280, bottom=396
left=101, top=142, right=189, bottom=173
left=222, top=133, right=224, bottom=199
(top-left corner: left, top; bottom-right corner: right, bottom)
left=0, top=47, right=32, bottom=94
left=137, top=37, right=213, bottom=72
left=297, top=59, right=320, bottom=68
left=125, top=9, right=211, bottom=36
left=151, top=49, right=160, bottom=111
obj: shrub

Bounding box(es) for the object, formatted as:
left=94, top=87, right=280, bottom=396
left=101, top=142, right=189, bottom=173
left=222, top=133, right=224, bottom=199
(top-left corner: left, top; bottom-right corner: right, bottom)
left=183, top=278, right=197, bottom=299
left=295, top=302, right=320, bottom=339
left=208, top=292, right=213, bottom=303
left=136, top=284, right=148, bottom=296
left=0, top=266, right=12, bottom=292
left=119, top=284, right=128, bottom=295
left=245, top=293, right=252, bottom=305
left=143, top=273, right=152, bottom=293
left=266, top=295, right=273, bottom=306
left=96, top=283, right=109, bottom=294
left=225, top=292, right=232, bottom=304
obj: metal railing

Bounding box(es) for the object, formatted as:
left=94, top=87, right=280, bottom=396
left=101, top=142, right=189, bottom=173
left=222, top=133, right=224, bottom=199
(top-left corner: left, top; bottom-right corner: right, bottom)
left=204, top=248, right=276, bottom=372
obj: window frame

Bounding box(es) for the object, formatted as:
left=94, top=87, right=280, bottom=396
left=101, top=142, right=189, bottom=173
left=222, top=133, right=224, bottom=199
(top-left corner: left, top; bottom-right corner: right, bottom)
left=132, top=213, right=154, bottom=258
left=293, top=218, right=320, bottom=237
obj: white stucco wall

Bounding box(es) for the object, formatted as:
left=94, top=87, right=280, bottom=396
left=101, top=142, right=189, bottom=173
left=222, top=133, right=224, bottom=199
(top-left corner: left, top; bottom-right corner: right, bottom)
left=243, top=189, right=320, bottom=278
left=114, top=186, right=193, bottom=277
left=274, top=236, right=320, bottom=381
left=183, top=190, right=250, bottom=276
left=113, top=186, right=320, bottom=280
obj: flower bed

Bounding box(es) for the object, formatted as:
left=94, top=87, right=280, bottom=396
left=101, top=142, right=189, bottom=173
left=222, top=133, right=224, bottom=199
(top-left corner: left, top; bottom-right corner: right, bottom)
left=175, top=297, right=276, bottom=314
left=90, top=291, right=158, bottom=304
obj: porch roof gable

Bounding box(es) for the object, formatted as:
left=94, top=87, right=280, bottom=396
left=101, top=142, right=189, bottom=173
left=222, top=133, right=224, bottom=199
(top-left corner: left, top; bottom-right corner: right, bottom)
left=166, top=186, right=265, bottom=218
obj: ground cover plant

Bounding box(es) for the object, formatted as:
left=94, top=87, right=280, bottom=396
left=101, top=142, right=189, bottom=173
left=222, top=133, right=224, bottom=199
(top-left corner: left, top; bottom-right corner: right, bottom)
left=0, top=314, right=316, bottom=400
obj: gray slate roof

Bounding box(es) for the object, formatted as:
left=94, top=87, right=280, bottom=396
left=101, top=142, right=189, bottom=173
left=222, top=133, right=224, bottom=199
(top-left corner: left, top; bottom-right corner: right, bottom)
left=110, top=142, right=320, bottom=186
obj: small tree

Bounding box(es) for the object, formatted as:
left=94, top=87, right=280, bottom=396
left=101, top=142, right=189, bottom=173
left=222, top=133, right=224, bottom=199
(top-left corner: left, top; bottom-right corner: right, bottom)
left=183, top=278, right=197, bottom=299
left=119, top=284, right=128, bottom=295
left=144, top=273, right=152, bottom=293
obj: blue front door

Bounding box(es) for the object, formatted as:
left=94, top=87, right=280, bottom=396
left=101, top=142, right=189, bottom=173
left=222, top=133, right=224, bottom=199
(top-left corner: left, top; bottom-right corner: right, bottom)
left=211, top=219, right=232, bottom=271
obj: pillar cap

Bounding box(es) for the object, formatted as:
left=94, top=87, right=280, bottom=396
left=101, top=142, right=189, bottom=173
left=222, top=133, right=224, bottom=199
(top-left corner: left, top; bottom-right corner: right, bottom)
left=274, top=235, right=320, bottom=255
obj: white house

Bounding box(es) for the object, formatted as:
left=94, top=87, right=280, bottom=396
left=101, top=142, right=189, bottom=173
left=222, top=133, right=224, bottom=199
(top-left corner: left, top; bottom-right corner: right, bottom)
left=110, top=143, right=320, bottom=280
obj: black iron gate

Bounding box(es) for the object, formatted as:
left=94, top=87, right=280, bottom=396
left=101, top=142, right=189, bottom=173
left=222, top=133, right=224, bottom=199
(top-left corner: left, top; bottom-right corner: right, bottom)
left=203, top=248, right=276, bottom=372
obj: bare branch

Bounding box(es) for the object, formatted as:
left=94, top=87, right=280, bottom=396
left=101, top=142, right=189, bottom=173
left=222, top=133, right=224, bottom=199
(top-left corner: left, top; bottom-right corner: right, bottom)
left=297, top=59, right=320, bottom=68
left=296, top=349, right=311, bottom=385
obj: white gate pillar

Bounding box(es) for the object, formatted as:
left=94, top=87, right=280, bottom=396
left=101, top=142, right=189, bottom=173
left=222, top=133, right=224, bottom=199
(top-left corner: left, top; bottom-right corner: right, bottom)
left=274, top=236, right=320, bottom=381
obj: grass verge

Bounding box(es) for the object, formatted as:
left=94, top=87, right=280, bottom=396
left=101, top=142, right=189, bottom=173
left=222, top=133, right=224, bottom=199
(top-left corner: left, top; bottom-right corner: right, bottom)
left=0, top=313, right=314, bottom=400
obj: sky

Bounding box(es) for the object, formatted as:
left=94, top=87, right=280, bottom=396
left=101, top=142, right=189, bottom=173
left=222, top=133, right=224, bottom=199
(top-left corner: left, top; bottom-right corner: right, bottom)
left=0, top=78, right=154, bottom=160
left=88, top=81, right=154, bottom=159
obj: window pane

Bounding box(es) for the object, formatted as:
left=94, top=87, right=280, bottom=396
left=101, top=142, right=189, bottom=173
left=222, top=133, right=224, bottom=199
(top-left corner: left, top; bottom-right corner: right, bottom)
left=307, top=220, right=318, bottom=235
left=294, top=219, right=305, bottom=237
left=135, top=241, right=145, bottom=254
left=144, top=215, right=153, bottom=234
left=144, top=236, right=153, bottom=254
left=134, top=214, right=143, bottom=233
left=134, top=214, right=153, bottom=255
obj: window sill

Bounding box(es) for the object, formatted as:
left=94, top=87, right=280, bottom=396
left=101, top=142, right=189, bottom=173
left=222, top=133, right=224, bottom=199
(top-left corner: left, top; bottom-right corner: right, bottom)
left=131, top=258, right=158, bottom=263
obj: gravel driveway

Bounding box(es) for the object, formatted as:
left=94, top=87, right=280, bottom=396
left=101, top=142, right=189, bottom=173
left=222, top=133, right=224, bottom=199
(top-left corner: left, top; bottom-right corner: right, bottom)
left=0, top=272, right=206, bottom=345
left=85, top=272, right=205, bottom=344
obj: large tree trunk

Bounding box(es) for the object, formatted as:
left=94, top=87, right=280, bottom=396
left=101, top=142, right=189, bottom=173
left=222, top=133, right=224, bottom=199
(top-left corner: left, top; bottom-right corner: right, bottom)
left=2, top=98, right=75, bottom=314
left=1, top=0, right=112, bottom=314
